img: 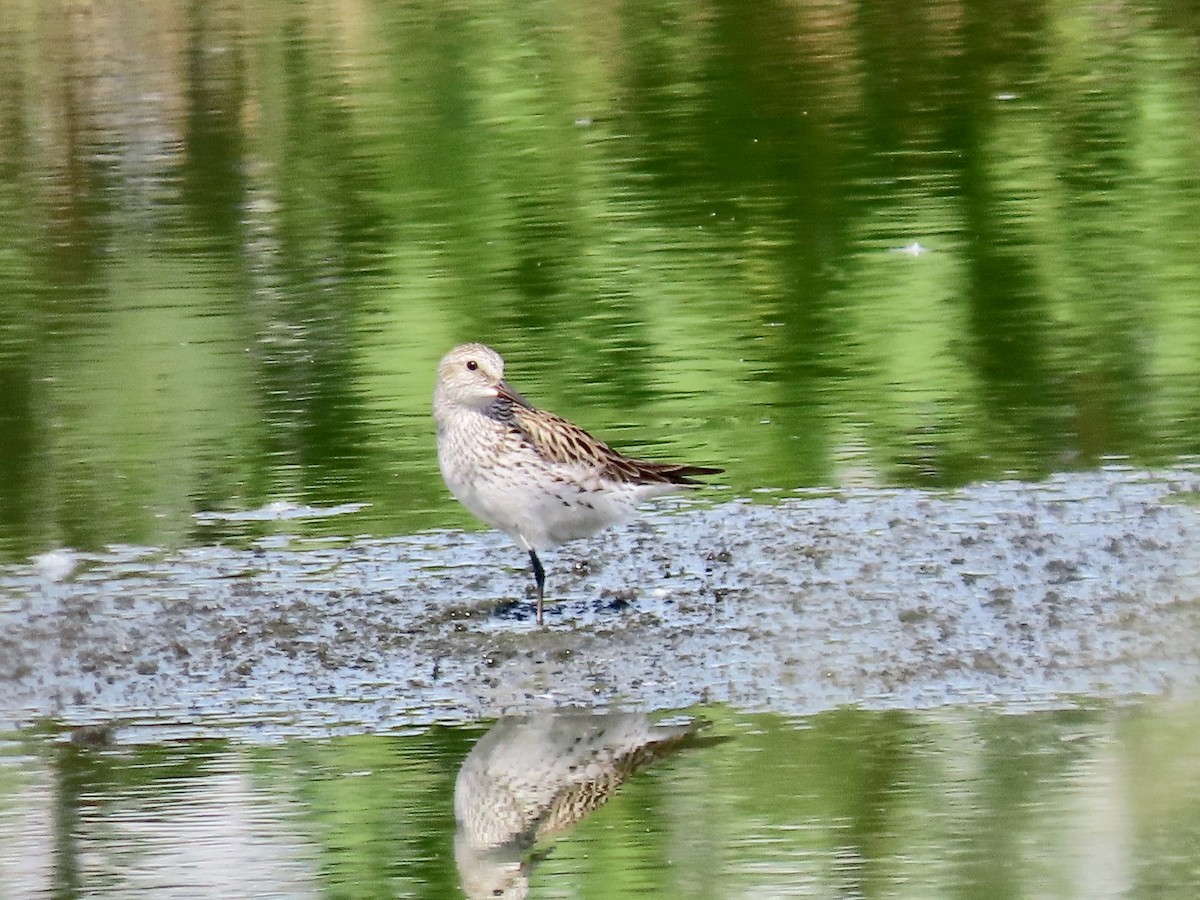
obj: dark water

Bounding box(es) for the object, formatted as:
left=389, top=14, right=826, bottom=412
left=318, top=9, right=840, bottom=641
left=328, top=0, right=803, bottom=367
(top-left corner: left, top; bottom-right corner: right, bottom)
left=2, top=1, right=1200, bottom=896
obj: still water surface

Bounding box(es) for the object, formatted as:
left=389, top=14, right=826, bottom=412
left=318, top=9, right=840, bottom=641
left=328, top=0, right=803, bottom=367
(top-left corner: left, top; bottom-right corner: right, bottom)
left=1, top=0, right=1199, bottom=557
left=3, top=703, right=1200, bottom=899
left=2, top=1, right=1200, bottom=897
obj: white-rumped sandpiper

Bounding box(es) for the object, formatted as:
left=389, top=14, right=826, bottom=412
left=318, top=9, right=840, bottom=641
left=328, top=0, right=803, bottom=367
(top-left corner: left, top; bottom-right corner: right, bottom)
left=434, top=342, right=721, bottom=624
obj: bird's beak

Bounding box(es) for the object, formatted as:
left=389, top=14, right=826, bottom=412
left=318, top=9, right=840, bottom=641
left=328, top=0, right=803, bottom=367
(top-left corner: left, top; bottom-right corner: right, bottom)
left=496, top=380, right=533, bottom=409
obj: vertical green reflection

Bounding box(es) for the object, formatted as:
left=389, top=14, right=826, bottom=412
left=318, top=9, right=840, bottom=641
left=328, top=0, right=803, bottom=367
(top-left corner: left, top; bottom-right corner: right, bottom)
left=3, top=702, right=1200, bottom=897
left=2, top=1, right=1200, bottom=555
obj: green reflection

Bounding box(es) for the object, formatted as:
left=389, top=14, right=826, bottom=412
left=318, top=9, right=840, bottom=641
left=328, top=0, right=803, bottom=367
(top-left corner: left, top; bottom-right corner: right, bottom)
left=1, top=1, right=1200, bottom=557
left=265, top=729, right=472, bottom=899
left=3, top=702, right=1199, bottom=898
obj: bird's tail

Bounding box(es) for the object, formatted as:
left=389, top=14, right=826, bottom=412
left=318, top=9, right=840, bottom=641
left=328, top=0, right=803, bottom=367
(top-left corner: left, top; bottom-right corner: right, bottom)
left=634, top=462, right=724, bottom=485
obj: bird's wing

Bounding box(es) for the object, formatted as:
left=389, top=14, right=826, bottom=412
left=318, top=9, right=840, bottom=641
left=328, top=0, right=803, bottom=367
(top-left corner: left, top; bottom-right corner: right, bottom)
left=504, top=401, right=722, bottom=485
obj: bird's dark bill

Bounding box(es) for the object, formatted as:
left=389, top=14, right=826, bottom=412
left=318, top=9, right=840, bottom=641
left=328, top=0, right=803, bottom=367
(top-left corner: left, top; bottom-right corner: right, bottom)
left=496, top=380, right=534, bottom=409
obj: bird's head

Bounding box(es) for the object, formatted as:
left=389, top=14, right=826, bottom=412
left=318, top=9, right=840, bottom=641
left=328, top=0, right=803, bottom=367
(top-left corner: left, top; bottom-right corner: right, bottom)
left=436, top=343, right=527, bottom=411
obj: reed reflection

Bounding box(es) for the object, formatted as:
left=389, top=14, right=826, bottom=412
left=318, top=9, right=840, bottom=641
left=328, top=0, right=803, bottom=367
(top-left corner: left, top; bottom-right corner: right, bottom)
left=453, top=711, right=712, bottom=899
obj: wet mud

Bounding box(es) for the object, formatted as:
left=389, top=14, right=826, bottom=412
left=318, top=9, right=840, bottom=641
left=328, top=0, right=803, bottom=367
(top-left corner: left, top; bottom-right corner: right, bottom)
left=2, top=467, right=1199, bottom=740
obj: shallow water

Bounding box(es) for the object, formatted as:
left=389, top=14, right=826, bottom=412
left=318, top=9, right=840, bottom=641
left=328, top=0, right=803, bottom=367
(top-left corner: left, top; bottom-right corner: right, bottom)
left=2, top=466, right=1199, bottom=896
left=1, top=0, right=1200, bottom=559
left=3, top=703, right=1199, bottom=899
left=3, top=1, right=1200, bottom=897
left=3, top=467, right=1198, bottom=735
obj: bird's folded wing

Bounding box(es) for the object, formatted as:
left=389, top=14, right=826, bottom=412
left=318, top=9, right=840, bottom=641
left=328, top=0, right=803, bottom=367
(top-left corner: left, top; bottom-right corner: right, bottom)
left=507, top=403, right=721, bottom=485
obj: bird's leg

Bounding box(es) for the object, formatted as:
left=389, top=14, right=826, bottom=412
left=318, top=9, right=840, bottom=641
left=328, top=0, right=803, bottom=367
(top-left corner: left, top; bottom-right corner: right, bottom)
left=529, top=550, right=545, bottom=625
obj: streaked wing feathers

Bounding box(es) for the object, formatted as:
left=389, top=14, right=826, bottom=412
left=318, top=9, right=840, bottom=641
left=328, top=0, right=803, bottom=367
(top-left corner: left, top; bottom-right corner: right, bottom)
left=507, top=403, right=722, bottom=485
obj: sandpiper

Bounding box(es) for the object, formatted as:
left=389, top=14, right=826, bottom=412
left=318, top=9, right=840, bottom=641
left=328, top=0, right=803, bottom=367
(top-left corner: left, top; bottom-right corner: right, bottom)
left=454, top=712, right=707, bottom=896
left=434, top=342, right=722, bottom=625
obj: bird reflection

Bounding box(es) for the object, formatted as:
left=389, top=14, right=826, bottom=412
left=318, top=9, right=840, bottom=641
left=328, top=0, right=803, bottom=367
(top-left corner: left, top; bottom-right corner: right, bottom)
left=453, top=711, right=710, bottom=899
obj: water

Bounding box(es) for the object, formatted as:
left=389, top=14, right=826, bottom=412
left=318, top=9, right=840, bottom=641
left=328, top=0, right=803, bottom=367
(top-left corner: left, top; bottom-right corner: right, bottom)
left=3, top=704, right=1199, bottom=899
left=2, top=0, right=1200, bottom=559
left=2, top=1, right=1200, bottom=896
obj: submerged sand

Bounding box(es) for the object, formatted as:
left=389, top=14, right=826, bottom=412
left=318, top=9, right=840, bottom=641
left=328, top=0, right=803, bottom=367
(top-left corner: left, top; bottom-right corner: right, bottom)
left=2, top=467, right=1199, bottom=740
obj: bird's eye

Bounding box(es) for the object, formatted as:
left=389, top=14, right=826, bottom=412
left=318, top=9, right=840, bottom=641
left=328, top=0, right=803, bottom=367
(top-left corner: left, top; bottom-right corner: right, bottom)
left=466, top=360, right=478, bottom=371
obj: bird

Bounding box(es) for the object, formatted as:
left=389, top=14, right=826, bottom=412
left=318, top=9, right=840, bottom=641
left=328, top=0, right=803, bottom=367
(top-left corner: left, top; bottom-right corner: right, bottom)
left=454, top=712, right=710, bottom=898
left=433, top=342, right=722, bottom=624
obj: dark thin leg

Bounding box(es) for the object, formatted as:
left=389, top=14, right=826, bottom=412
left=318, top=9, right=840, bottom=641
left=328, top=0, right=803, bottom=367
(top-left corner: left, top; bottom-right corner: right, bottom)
left=529, top=550, right=546, bottom=626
